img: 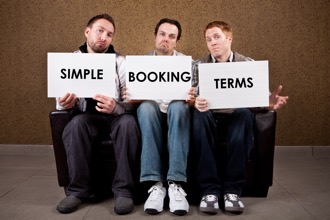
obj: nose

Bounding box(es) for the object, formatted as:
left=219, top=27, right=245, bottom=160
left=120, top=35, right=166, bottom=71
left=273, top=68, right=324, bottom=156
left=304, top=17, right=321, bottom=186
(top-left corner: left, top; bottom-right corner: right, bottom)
left=100, top=33, right=107, bottom=41
left=163, top=35, right=169, bottom=42
left=210, top=38, right=217, bottom=45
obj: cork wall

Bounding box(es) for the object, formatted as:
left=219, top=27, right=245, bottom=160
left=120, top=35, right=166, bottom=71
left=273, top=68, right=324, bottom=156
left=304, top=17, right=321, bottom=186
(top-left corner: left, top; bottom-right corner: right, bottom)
left=0, top=0, right=329, bottom=145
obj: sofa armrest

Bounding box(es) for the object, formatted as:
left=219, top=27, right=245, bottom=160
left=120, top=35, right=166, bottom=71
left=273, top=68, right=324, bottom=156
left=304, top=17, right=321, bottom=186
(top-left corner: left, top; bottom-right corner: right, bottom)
left=49, top=109, right=73, bottom=187
left=253, top=110, right=277, bottom=187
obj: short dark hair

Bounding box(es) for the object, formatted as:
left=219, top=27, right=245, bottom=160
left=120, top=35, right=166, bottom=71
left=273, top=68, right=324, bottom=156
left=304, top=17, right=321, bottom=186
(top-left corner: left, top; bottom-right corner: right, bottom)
left=154, top=18, right=182, bottom=41
left=87, top=13, right=116, bottom=32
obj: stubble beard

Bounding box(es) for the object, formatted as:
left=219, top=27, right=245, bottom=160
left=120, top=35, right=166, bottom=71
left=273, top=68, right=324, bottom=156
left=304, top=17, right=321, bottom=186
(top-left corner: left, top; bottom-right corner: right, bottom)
left=88, top=41, right=108, bottom=53
left=156, top=45, right=171, bottom=55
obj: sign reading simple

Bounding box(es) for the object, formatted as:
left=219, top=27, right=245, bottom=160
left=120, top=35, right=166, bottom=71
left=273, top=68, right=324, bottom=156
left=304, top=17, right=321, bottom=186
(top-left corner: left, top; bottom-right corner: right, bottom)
left=47, top=53, right=116, bottom=98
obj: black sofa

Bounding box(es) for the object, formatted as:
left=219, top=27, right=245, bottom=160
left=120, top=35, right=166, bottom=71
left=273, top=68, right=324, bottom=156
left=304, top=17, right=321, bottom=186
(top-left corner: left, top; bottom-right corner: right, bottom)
left=49, top=108, right=276, bottom=203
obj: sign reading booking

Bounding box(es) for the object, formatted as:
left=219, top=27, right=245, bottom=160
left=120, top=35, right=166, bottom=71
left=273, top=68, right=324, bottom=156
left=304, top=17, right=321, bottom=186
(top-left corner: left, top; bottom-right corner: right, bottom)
left=126, top=56, right=192, bottom=100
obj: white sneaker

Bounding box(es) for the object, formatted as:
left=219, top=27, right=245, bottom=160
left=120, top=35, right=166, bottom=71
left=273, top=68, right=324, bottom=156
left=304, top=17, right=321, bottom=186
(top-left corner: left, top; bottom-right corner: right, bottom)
left=144, top=182, right=166, bottom=214
left=199, top=194, right=219, bottom=214
left=168, top=181, right=189, bottom=215
left=224, top=193, right=244, bottom=213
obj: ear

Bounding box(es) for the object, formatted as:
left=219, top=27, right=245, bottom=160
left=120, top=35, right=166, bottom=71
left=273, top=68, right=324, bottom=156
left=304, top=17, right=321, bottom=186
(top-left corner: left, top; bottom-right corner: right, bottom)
left=84, top=27, right=90, bottom=38
left=228, top=36, right=233, bottom=43
left=175, top=39, right=179, bottom=48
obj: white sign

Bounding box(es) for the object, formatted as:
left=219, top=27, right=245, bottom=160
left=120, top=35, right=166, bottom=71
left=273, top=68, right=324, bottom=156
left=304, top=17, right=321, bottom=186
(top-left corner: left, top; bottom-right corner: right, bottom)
left=47, top=53, right=116, bottom=98
left=198, top=61, right=269, bottom=109
left=126, top=56, right=192, bottom=100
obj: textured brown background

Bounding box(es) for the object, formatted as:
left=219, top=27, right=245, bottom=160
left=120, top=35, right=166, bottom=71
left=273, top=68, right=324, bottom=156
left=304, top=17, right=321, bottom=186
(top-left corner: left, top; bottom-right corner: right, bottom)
left=0, top=0, right=329, bottom=145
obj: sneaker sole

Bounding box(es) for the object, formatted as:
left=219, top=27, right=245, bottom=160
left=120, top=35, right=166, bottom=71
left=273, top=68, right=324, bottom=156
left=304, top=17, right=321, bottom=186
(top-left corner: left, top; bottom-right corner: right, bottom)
left=145, top=208, right=162, bottom=215
left=171, top=209, right=188, bottom=216
left=57, top=204, right=81, bottom=214
left=200, top=207, right=218, bottom=215
left=114, top=205, right=134, bottom=215
left=56, top=200, right=83, bottom=214
left=225, top=206, right=244, bottom=213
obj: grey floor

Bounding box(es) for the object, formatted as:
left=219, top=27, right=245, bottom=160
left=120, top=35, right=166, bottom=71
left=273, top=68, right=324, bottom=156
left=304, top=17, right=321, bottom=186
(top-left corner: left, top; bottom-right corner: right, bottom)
left=0, top=145, right=329, bottom=220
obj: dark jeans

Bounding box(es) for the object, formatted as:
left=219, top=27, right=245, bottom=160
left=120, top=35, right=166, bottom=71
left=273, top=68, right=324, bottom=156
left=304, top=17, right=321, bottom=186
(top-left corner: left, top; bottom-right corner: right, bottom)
left=62, top=113, right=140, bottom=199
left=191, top=108, right=254, bottom=197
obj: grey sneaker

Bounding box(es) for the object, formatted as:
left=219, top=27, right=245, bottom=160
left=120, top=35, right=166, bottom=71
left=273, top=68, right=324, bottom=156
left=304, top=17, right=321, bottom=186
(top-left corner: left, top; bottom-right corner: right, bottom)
left=144, top=182, right=166, bottom=214
left=168, top=181, right=189, bottom=215
left=114, top=197, right=134, bottom=215
left=56, top=196, right=83, bottom=214
left=224, top=193, right=244, bottom=213
left=199, top=194, right=219, bottom=214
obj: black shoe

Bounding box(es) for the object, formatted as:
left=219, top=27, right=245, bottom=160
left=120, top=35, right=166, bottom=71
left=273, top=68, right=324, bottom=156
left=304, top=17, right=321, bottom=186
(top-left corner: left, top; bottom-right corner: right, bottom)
left=56, top=196, right=83, bottom=214
left=114, top=197, right=134, bottom=215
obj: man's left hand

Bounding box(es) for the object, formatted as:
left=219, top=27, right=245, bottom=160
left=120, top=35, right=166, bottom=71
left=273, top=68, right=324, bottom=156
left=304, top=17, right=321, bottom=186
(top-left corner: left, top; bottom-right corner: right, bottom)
left=269, top=85, right=289, bottom=110
left=93, top=94, right=116, bottom=114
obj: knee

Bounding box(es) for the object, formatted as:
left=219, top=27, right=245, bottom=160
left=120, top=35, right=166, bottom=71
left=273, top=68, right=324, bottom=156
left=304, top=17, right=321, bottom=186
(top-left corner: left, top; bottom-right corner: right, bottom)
left=168, top=101, right=189, bottom=116
left=62, top=114, right=91, bottom=140
left=193, top=109, right=211, bottom=124
left=67, top=114, right=90, bottom=129
left=137, top=100, right=159, bottom=117
left=234, top=109, right=254, bottom=120
left=118, top=114, right=138, bottom=129
left=232, top=109, right=254, bottom=130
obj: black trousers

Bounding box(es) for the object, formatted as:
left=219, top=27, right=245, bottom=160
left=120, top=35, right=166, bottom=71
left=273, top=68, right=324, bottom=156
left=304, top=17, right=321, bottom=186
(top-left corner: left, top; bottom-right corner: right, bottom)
left=191, top=108, right=254, bottom=197
left=62, top=113, right=140, bottom=199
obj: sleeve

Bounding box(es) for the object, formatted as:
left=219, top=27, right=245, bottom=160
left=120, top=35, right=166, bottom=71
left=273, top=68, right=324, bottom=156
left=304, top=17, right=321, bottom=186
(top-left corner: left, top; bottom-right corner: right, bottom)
left=191, top=60, right=201, bottom=97
left=111, top=55, right=138, bottom=115
left=56, top=98, right=65, bottom=110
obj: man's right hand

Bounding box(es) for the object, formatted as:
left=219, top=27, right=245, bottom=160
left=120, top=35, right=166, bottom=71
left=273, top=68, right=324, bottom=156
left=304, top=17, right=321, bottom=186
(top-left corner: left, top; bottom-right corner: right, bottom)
left=58, top=93, right=78, bottom=109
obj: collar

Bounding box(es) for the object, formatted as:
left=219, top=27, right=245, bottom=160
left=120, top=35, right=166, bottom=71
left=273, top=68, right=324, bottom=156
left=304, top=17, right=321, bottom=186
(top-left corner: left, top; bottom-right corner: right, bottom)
left=211, top=51, right=233, bottom=63
left=79, top=43, right=116, bottom=54
left=152, top=50, right=178, bottom=56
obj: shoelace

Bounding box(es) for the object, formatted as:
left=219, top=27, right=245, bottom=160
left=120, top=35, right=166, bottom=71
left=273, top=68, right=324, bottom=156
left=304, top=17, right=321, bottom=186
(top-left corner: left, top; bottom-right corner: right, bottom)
left=226, top=194, right=239, bottom=201
left=205, top=195, right=218, bottom=202
left=170, top=183, right=187, bottom=200
left=148, top=185, right=164, bottom=201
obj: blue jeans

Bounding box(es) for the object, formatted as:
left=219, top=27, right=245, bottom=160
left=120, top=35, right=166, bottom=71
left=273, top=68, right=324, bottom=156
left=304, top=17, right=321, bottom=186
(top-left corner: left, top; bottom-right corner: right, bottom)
left=138, top=100, right=190, bottom=182
left=191, top=108, right=254, bottom=197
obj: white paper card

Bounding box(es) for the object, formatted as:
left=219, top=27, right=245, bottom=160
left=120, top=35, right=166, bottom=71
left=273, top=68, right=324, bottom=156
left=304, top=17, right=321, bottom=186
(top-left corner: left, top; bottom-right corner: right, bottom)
left=198, top=61, right=269, bottom=109
left=47, top=53, right=116, bottom=97
left=126, top=56, right=192, bottom=100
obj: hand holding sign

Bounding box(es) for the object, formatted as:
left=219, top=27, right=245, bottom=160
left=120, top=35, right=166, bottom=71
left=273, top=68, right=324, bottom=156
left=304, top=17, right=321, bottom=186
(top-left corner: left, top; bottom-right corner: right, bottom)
left=195, top=96, right=209, bottom=112
left=58, top=93, right=78, bottom=109
left=93, top=94, right=117, bottom=114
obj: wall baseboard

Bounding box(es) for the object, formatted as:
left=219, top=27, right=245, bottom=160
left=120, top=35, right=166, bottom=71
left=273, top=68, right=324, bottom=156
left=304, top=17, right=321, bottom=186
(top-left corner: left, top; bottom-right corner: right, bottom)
left=0, top=144, right=54, bottom=156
